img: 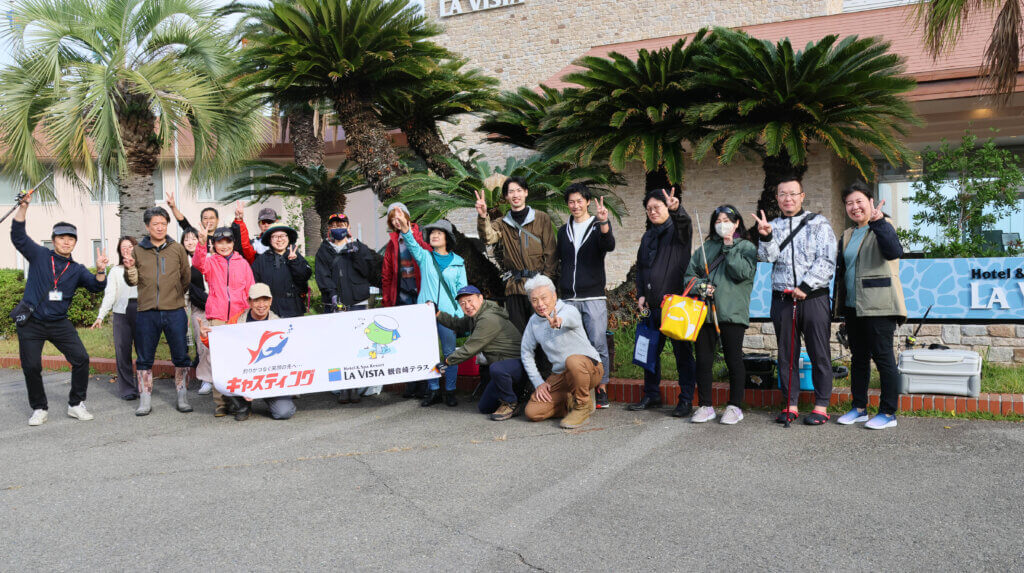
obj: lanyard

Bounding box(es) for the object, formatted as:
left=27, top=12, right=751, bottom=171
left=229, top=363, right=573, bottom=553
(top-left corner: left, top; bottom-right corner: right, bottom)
left=51, top=256, right=70, bottom=290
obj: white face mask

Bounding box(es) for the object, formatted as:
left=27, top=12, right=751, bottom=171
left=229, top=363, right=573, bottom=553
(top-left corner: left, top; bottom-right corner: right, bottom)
left=715, top=222, right=735, bottom=239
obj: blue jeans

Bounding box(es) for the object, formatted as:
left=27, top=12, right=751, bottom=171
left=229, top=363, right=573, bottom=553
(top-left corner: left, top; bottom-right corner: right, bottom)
left=477, top=358, right=526, bottom=413
left=432, top=324, right=457, bottom=391
left=135, top=308, right=190, bottom=370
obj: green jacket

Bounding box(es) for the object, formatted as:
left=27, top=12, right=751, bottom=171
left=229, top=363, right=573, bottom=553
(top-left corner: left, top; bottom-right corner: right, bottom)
left=684, top=237, right=757, bottom=326
left=437, top=300, right=522, bottom=366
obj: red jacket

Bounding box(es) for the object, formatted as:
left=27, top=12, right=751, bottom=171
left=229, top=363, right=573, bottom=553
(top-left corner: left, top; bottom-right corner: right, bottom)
left=381, top=224, right=431, bottom=307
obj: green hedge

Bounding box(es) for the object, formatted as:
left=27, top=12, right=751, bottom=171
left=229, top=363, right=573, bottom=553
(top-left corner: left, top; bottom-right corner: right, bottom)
left=0, top=269, right=104, bottom=336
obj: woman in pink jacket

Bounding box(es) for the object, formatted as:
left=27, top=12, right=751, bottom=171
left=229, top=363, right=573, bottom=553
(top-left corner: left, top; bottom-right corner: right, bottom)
left=193, top=226, right=255, bottom=416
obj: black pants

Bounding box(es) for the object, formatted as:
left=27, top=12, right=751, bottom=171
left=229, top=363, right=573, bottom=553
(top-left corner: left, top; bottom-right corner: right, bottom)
left=694, top=322, right=746, bottom=408
left=112, top=300, right=139, bottom=398
left=771, top=294, right=833, bottom=408
left=845, top=308, right=900, bottom=415
left=505, top=294, right=532, bottom=332
left=641, top=316, right=695, bottom=401
left=17, top=316, right=90, bottom=410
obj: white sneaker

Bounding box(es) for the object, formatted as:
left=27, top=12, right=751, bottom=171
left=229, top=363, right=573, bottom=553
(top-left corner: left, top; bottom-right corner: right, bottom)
left=67, top=403, right=94, bottom=421
left=28, top=409, right=48, bottom=426
left=198, top=381, right=213, bottom=395
left=690, top=405, right=717, bottom=423
left=720, top=405, right=744, bottom=425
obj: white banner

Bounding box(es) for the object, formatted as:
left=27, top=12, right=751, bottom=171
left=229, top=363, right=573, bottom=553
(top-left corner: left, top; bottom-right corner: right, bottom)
left=209, top=304, right=441, bottom=399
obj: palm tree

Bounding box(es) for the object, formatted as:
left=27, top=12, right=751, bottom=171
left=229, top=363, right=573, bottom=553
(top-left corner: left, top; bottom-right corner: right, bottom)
left=377, top=58, right=500, bottom=178
left=917, top=0, right=1022, bottom=104
left=477, top=84, right=574, bottom=151
left=539, top=33, right=716, bottom=190
left=0, top=0, right=267, bottom=237
left=225, top=160, right=365, bottom=239
left=692, top=28, right=921, bottom=220
left=237, top=0, right=450, bottom=203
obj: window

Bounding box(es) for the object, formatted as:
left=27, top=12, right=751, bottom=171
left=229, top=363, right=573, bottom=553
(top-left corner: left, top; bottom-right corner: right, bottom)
left=90, top=177, right=118, bottom=204
left=153, top=166, right=164, bottom=201
left=92, top=239, right=106, bottom=265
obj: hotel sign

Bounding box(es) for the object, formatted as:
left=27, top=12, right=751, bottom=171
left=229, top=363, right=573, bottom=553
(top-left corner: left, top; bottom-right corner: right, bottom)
left=439, top=0, right=524, bottom=18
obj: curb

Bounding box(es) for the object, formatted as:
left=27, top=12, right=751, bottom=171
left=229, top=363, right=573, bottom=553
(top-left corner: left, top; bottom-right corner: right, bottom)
left=5, top=355, right=1022, bottom=416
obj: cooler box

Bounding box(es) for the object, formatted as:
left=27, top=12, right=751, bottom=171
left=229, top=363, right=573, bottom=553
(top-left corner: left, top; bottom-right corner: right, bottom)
left=743, top=353, right=775, bottom=389
left=778, top=350, right=815, bottom=392
left=898, top=349, right=981, bottom=397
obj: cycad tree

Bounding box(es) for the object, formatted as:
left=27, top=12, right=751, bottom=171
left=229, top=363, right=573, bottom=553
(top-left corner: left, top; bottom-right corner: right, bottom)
left=692, top=28, right=921, bottom=220
left=377, top=58, right=500, bottom=177
left=225, top=160, right=365, bottom=239
left=238, top=0, right=450, bottom=202
left=477, top=84, right=573, bottom=150
left=0, top=0, right=267, bottom=237
left=540, top=32, right=716, bottom=189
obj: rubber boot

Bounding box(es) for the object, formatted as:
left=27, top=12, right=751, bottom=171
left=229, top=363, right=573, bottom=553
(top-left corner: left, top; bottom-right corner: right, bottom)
left=175, top=367, right=193, bottom=413
left=135, top=370, right=153, bottom=416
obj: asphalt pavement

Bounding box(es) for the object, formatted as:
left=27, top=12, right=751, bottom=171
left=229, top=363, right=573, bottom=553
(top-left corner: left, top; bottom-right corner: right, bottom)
left=1, top=368, right=1023, bottom=572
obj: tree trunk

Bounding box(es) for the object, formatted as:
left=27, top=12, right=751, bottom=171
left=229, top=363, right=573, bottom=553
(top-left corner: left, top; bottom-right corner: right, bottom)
left=450, top=224, right=505, bottom=299
left=117, top=100, right=161, bottom=238
left=757, top=153, right=809, bottom=223
left=288, top=107, right=326, bottom=252
left=404, top=119, right=474, bottom=178
left=333, top=90, right=406, bottom=202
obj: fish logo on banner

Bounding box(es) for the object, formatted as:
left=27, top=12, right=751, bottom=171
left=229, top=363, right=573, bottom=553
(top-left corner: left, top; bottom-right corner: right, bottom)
left=247, top=328, right=291, bottom=364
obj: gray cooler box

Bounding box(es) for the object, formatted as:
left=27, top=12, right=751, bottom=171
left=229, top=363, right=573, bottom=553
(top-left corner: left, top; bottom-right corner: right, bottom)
left=897, top=349, right=982, bottom=397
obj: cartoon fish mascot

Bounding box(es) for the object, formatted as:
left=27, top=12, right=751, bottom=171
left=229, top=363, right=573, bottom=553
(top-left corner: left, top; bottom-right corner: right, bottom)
left=364, top=316, right=400, bottom=359
left=248, top=331, right=288, bottom=364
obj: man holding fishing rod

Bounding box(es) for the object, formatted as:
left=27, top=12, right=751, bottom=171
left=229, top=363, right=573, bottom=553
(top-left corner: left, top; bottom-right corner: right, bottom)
left=8, top=177, right=110, bottom=426
left=753, top=176, right=837, bottom=426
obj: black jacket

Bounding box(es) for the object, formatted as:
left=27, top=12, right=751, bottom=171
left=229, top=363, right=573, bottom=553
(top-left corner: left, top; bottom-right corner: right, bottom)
left=252, top=249, right=313, bottom=318
left=314, top=239, right=374, bottom=310
left=636, top=207, right=692, bottom=310
left=556, top=218, right=615, bottom=299
left=11, top=220, right=106, bottom=321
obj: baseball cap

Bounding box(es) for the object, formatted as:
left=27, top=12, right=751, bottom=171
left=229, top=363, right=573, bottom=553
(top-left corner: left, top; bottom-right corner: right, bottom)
left=257, top=207, right=278, bottom=222
left=455, top=285, right=482, bottom=299
left=249, top=283, right=272, bottom=300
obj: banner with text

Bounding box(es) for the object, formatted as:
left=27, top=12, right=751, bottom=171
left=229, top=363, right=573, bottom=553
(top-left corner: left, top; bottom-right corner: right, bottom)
left=209, top=304, right=441, bottom=399
left=748, top=257, right=1024, bottom=320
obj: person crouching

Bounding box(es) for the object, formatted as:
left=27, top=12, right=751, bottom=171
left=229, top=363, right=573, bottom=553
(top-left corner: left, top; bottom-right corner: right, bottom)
left=520, top=275, right=603, bottom=429
left=200, top=283, right=295, bottom=421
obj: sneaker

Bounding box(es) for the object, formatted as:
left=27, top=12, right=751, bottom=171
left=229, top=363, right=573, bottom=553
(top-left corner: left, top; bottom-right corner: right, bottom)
left=690, top=405, right=716, bottom=423
left=837, top=408, right=869, bottom=425
left=720, top=405, right=744, bottom=425
left=490, top=401, right=517, bottom=421
left=560, top=404, right=592, bottom=429
left=67, top=403, right=94, bottom=421
left=28, top=409, right=48, bottom=426
left=595, top=388, right=610, bottom=409
left=198, top=381, right=213, bottom=395
left=865, top=413, right=897, bottom=430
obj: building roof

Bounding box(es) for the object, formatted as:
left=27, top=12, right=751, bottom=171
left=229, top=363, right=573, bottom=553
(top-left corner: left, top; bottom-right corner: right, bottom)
left=544, top=4, right=1018, bottom=101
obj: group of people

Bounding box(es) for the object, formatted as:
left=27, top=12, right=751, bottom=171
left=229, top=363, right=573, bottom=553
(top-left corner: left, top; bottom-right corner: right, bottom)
left=10, top=173, right=907, bottom=431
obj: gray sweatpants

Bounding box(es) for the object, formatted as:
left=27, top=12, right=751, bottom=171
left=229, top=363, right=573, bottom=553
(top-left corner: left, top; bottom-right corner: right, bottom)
left=770, top=294, right=834, bottom=408
left=565, top=299, right=610, bottom=386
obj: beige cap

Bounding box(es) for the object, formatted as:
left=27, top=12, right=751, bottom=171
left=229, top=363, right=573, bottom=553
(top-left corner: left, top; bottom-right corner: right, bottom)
left=249, top=283, right=272, bottom=300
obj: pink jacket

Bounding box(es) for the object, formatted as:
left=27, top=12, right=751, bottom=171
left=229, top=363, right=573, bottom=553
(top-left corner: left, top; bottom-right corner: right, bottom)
left=193, top=241, right=255, bottom=322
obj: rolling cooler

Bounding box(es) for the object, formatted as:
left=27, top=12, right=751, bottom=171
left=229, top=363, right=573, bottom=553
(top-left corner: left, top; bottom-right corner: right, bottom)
left=897, top=349, right=982, bottom=397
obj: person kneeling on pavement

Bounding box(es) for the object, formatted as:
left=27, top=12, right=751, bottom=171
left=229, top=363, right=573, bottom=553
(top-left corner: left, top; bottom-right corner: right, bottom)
left=200, top=283, right=296, bottom=421
left=434, top=286, right=528, bottom=421
left=520, top=275, right=603, bottom=429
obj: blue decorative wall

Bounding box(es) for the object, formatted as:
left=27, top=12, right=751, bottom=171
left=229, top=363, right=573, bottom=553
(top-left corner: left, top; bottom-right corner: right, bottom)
left=749, top=258, right=1024, bottom=320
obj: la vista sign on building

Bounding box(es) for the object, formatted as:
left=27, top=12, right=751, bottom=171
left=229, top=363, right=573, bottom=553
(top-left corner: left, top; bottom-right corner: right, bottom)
left=439, top=0, right=524, bottom=17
